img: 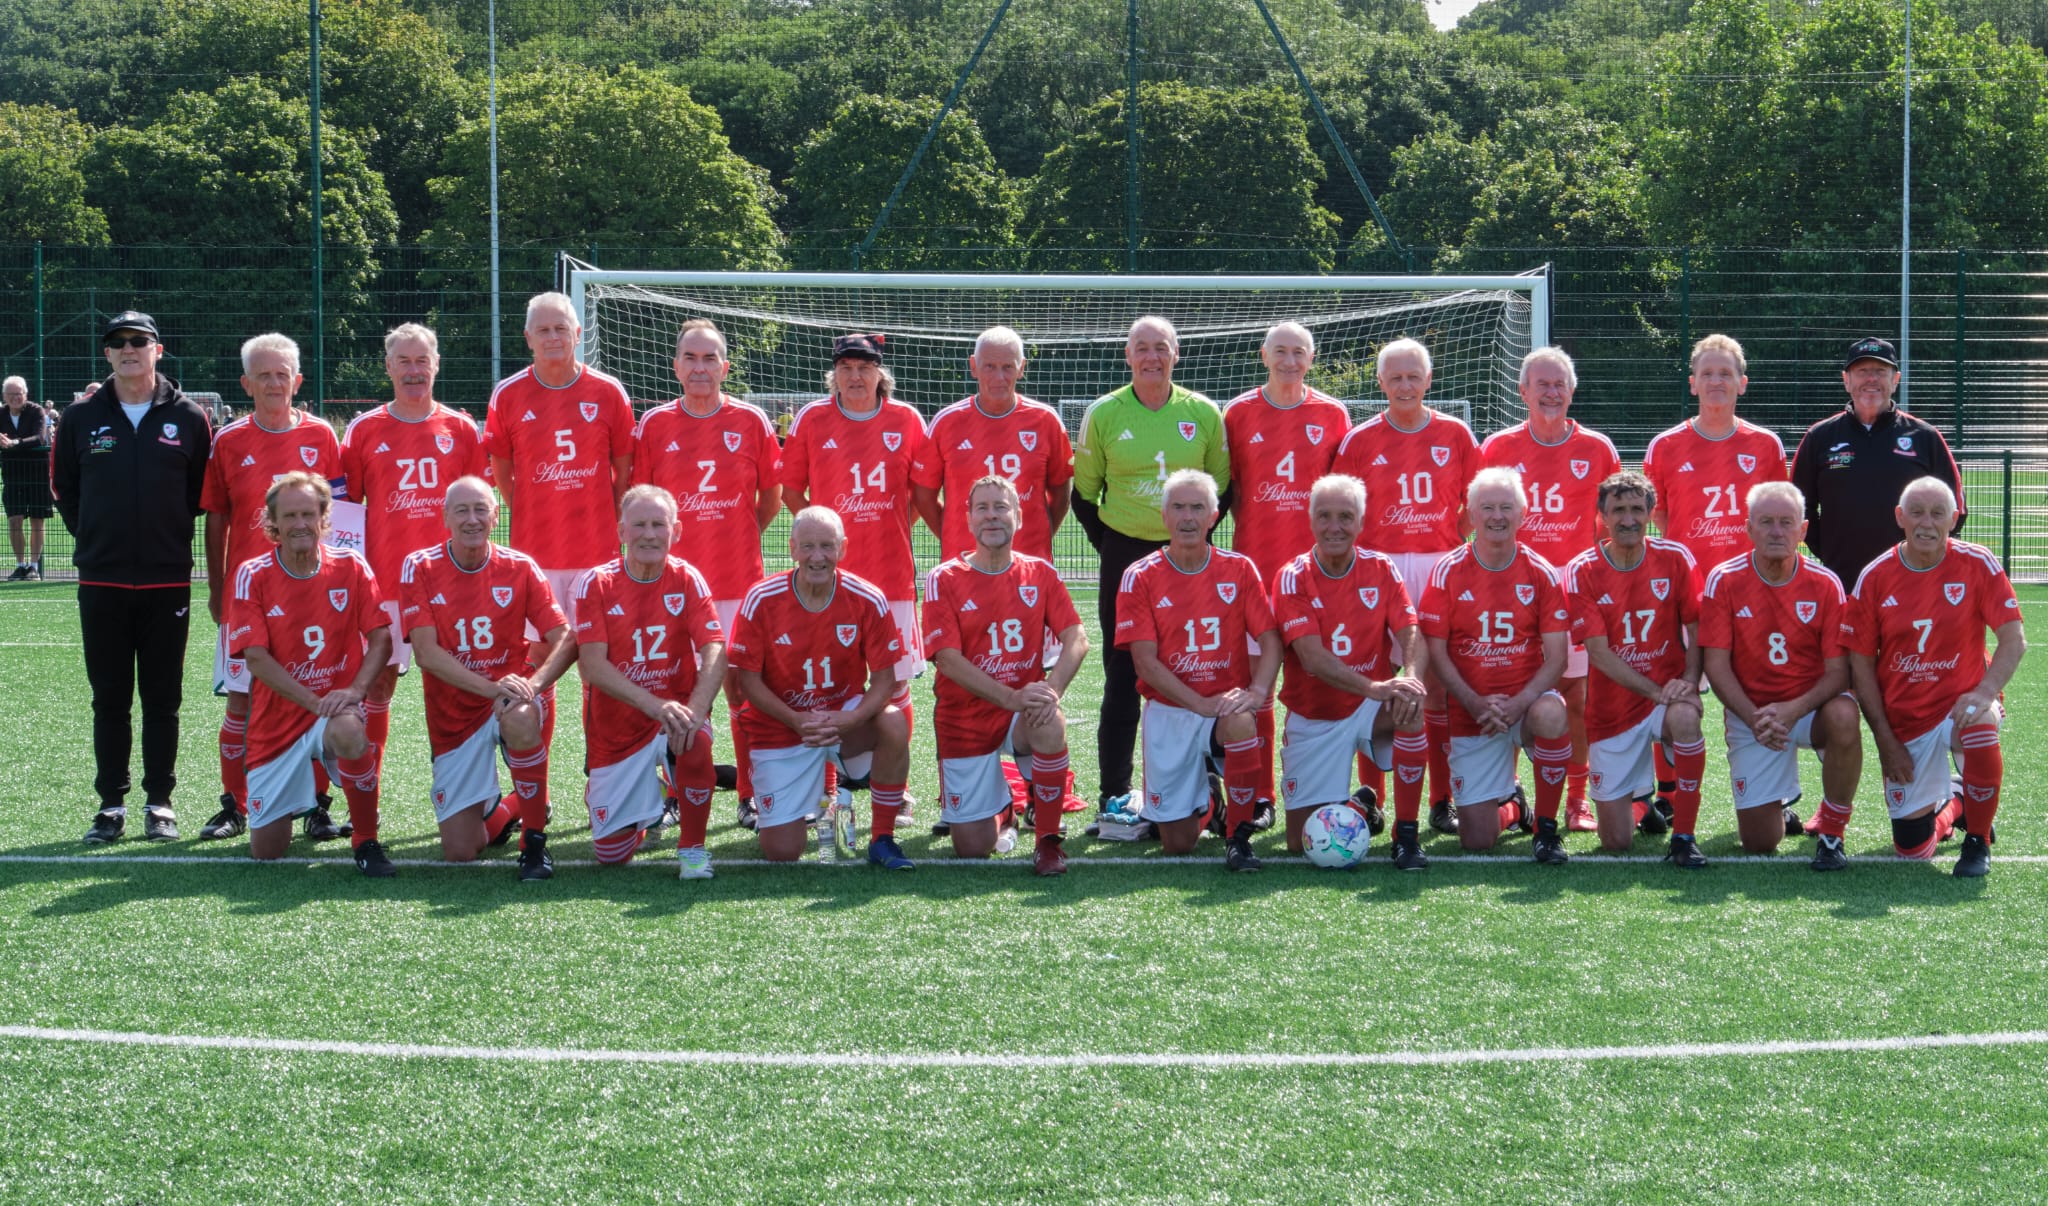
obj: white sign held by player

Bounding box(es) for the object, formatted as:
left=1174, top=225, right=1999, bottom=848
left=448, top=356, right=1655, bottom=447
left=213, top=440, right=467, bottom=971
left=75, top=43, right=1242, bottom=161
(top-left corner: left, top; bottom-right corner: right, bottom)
left=324, top=500, right=367, bottom=559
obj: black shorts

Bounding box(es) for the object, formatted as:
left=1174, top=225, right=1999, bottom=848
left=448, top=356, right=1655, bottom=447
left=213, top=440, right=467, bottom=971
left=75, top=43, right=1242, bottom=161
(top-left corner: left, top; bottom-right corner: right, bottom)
left=1, top=464, right=53, bottom=519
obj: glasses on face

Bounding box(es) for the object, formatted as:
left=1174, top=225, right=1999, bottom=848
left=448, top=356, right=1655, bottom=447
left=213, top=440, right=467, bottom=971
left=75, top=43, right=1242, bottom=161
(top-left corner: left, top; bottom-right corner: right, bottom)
left=105, top=335, right=153, bottom=350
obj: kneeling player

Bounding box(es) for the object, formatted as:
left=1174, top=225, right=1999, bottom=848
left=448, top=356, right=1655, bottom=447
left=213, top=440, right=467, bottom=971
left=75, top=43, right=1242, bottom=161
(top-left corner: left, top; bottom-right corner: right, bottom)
left=728, top=507, right=914, bottom=868
left=1272, top=474, right=1430, bottom=869
left=574, top=485, right=727, bottom=878
left=1564, top=471, right=1707, bottom=864
left=925, top=477, right=1088, bottom=872
left=229, top=472, right=393, bottom=875
left=1843, top=478, right=2025, bottom=877
left=401, top=477, right=577, bottom=879
left=1699, top=482, right=1862, bottom=866
left=1116, top=470, right=1280, bottom=870
left=1420, top=468, right=1574, bottom=862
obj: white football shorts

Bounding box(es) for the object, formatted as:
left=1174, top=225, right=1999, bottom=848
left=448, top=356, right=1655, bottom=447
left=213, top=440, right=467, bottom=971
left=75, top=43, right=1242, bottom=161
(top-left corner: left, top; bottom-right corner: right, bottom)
left=1722, top=705, right=1825, bottom=811
left=1139, top=700, right=1219, bottom=824
left=1446, top=690, right=1565, bottom=807
left=1280, top=696, right=1392, bottom=811
left=938, top=716, right=1025, bottom=825
left=1586, top=705, right=1666, bottom=804
left=245, top=717, right=337, bottom=831
left=213, top=625, right=250, bottom=697
left=430, top=713, right=505, bottom=823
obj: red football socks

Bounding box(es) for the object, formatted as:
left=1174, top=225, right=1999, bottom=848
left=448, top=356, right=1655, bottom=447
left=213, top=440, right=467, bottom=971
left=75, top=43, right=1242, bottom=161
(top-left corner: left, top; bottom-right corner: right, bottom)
left=1531, top=740, right=1571, bottom=822
left=1391, top=732, right=1429, bottom=825
left=1425, top=709, right=1452, bottom=804
left=1669, top=739, right=1707, bottom=836
left=1032, top=750, right=1070, bottom=840
left=1960, top=723, right=2004, bottom=836
left=593, top=827, right=646, bottom=865
left=1254, top=709, right=1276, bottom=804
left=364, top=698, right=391, bottom=771
left=335, top=748, right=381, bottom=846
left=870, top=781, right=906, bottom=838
left=482, top=796, right=520, bottom=844
left=1221, top=734, right=1261, bottom=832
left=505, top=743, right=550, bottom=832
left=219, top=713, right=248, bottom=814
left=1814, top=797, right=1853, bottom=838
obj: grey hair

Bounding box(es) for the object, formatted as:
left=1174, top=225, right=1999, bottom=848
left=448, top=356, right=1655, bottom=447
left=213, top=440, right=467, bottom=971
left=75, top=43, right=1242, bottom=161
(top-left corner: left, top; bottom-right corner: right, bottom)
left=1519, top=346, right=1577, bottom=391
left=1746, top=480, right=1804, bottom=516
left=1377, top=337, right=1432, bottom=377
left=791, top=504, right=847, bottom=542
left=524, top=292, right=577, bottom=329
left=1468, top=465, right=1528, bottom=510
left=1160, top=468, right=1219, bottom=514
left=1898, top=476, right=1957, bottom=513
left=240, top=332, right=301, bottom=375
left=384, top=322, right=439, bottom=357
left=1263, top=321, right=1316, bottom=355
left=973, top=326, right=1026, bottom=361
left=1309, top=473, right=1366, bottom=515
left=1129, top=315, right=1179, bottom=351
left=1, top=376, right=25, bottom=395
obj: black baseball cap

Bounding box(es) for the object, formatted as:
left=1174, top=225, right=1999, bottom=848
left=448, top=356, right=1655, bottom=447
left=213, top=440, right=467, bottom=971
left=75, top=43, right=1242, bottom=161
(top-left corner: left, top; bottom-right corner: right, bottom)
left=1841, top=336, right=1898, bottom=371
left=103, top=311, right=159, bottom=342
left=832, top=333, right=885, bottom=363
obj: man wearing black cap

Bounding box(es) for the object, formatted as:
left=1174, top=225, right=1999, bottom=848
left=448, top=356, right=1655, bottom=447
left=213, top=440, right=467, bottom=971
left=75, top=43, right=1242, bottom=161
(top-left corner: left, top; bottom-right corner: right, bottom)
left=1789, top=336, right=1964, bottom=585
left=51, top=311, right=213, bottom=843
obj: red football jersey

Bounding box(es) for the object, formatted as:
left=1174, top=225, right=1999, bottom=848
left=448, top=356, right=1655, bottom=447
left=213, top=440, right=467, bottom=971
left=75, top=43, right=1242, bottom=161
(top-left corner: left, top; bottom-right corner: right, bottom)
left=1697, top=553, right=1846, bottom=707
left=1223, top=387, right=1350, bottom=582
left=1272, top=548, right=1417, bottom=721
left=202, top=411, right=345, bottom=580
left=631, top=396, right=781, bottom=600
left=398, top=543, right=568, bottom=752
left=341, top=403, right=488, bottom=592
left=1564, top=539, right=1701, bottom=741
left=1113, top=548, right=1277, bottom=701
left=1418, top=543, right=1572, bottom=737
left=227, top=547, right=386, bottom=766
left=780, top=397, right=928, bottom=598
left=1642, top=418, right=1789, bottom=571
left=572, top=554, right=724, bottom=769
left=483, top=365, right=635, bottom=570
left=1478, top=421, right=1622, bottom=568
left=922, top=553, right=1082, bottom=756
left=910, top=396, right=1075, bottom=562
left=1840, top=540, right=2020, bottom=741
left=726, top=569, right=902, bottom=750
left=1330, top=409, right=1479, bottom=553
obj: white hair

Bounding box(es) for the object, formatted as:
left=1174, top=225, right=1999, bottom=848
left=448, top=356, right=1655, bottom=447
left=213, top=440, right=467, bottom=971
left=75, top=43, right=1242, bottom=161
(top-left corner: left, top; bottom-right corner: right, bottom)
left=384, top=322, right=439, bottom=357
left=240, top=332, right=301, bottom=375
left=619, top=482, right=679, bottom=522
left=791, top=505, right=846, bottom=542
left=1899, top=476, right=1957, bottom=513
left=1263, top=321, right=1316, bottom=355
left=1129, top=315, right=1179, bottom=351
left=1, top=376, right=25, bottom=395
left=973, top=326, right=1026, bottom=361
left=524, top=291, right=577, bottom=329
left=1160, top=468, right=1219, bottom=514
left=1377, top=337, right=1432, bottom=377
left=1309, top=473, right=1365, bottom=515
left=1469, top=465, right=1528, bottom=510
left=1746, top=480, right=1804, bottom=516
left=1520, top=346, right=1577, bottom=391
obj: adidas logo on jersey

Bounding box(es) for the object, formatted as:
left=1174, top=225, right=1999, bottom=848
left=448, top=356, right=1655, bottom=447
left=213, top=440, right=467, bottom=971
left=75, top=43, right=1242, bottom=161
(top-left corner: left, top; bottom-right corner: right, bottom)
left=431, top=594, right=447, bottom=605
left=375, top=443, right=390, bottom=454
left=666, top=442, right=680, bottom=453
left=1249, top=433, right=1264, bottom=444
left=960, top=599, right=978, bottom=611
left=957, top=439, right=973, bottom=451
left=1372, top=454, right=1388, bottom=466
left=822, top=438, right=838, bottom=449
left=1679, top=461, right=1695, bottom=472
left=1155, top=596, right=1173, bottom=608
left=241, top=455, right=256, bottom=467
left=1882, top=595, right=1899, bottom=608
left=1118, top=429, right=1135, bottom=441
left=1736, top=606, right=1753, bottom=618
left=522, top=410, right=537, bottom=422
left=1597, top=594, right=1614, bottom=606
left=775, top=634, right=793, bottom=645
left=608, top=604, right=625, bottom=616
left=1458, top=590, right=1475, bottom=602
left=267, top=605, right=285, bottom=617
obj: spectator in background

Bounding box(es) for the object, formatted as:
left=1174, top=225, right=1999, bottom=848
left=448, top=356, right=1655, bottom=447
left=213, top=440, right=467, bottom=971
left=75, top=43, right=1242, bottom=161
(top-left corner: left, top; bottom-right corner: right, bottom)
left=1, top=376, right=53, bottom=580
left=1790, top=336, right=1965, bottom=586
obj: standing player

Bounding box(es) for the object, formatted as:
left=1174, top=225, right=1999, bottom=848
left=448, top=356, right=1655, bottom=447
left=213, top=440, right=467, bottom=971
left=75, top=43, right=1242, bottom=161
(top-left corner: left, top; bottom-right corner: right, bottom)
left=1222, top=321, right=1350, bottom=826
left=1272, top=474, right=1430, bottom=870
left=573, top=485, right=727, bottom=878
left=340, top=323, right=488, bottom=805
left=1072, top=317, right=1232, bottom=823
left=1478, top=347, right=1621, bottom=833
left=400, top=477, right=577, bottom=879
left=227, top=473, right=393, bottom=875
left=1419, top=468, right=1574, bottom=863
left=1842, top=478, right=2024, bottom=877
left=1698, top=482, right=1863, bottom=867
left=198, top=333, right=346, bottom=844
left=779, top=334, right=929, bottom=785
left=630, top=318, right=780, bottom=827
left=911, top=326, right=1073, bottom=562
left=1563, top=472, right=1707, bottom=865
left=727, top=507, right=914, bottom=868
left=1115, top=470, right=1280, bottom=870
left=485, top=291, right=636, bottom=734
left=923, top=477, right=1088, bottom=872
left=1330, top=337, right=1477, bottom=834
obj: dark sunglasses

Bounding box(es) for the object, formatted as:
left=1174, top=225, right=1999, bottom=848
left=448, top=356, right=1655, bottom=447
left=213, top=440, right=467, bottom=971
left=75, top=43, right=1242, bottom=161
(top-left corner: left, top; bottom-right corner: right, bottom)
left=105, top=335, right=154, bottom=349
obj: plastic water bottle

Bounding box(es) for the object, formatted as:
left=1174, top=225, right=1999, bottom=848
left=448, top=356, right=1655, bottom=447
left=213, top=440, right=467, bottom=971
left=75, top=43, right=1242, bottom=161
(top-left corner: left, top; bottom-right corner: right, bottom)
left=816, top=792, right=837, bottom=863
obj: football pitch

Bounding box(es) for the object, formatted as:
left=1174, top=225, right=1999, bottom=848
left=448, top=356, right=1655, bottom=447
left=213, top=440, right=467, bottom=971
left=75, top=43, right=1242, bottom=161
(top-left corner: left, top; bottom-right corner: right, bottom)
left=1, top=583, right=2044, bottom=1203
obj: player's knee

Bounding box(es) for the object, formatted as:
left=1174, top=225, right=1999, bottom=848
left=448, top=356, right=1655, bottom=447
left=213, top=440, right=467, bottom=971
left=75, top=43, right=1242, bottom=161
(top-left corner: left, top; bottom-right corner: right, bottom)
left=500, top=701, right=543, bottom=746
left=874, top=704, right=911, bottom=748
left=1891, top=810, right=1938, bottom=860
left=226, top=690, right=250, bottom=718
left=327, top=716, right=369, bottom=759
left=1666, top=704, right=1703, bottom=744
left=1527, top=696, right=1569, bottom=739
left=1214, top=711, right=1256, bottom=745
left=1818, top=696, right=1861, bottom=745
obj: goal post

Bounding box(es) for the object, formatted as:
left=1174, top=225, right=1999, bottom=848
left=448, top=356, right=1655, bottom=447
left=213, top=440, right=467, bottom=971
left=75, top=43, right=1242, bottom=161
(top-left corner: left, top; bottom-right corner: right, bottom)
left=567, top=265, right=1549, bottom=580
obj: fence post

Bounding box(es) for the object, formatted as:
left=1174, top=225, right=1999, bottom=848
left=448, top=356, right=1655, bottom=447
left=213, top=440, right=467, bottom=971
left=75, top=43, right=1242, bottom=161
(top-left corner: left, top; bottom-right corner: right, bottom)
left=32, top=241, right=44, bottom=405
left=1677, top=247, right=1691, bottom=418
left=2001, top=449, right=2013, bottom=571
left=1953, top=248, right=1966, bottom=450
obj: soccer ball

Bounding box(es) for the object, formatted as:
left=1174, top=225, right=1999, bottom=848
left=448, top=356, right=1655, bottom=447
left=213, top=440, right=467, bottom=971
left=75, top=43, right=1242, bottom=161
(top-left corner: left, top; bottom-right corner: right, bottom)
left=1302, top=804, right=1370, bottom=869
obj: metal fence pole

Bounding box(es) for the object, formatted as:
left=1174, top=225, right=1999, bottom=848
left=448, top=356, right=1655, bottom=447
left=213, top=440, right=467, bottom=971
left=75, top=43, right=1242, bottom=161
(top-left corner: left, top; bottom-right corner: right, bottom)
left=2002, top=449, right=2013, bottom=570
left=32, top=241, right=44, bottom=404
left=1953, top=248, right=1966, bottom=450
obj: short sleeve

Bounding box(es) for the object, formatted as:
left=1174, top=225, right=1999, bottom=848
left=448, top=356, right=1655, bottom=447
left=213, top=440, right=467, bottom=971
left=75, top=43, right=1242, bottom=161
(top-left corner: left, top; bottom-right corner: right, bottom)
left=607, top=389, right=635, bottom=458
left=863, top=596, right=901, bottom=670
left=1044, top=571, right=1082, bottom=634
left=726, top=601, right=764, bottom=673
left=525, top=558, right=569, bottom=635
left=226, top=567, right=264, bottom=659
left=572, top=570, right=608, bottom=646
left=1114, top=566, right=1155, bottom=649
left=684, top=564, right=723, bottom=646
left=1838, top=581, right=1877, bottom=658
left=1043, top=418, right=1075, bottom=487
left=1418, top=580, right=1449, bottom=641
left=920, top=570, right=961, bottom=656
left=1538, top=571, right=1572, bottom=636
left=1242, top=564, right=1277, bottom=638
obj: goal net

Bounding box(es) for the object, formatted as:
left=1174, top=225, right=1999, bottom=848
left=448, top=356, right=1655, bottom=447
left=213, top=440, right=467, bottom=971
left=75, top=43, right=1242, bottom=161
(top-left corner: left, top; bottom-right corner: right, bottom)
left=568, top=265, right=1547, bottom=582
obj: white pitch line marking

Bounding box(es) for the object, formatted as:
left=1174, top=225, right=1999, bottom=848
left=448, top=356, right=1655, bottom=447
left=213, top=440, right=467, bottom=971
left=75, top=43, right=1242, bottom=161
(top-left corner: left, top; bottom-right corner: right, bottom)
left=0, top=1024, right=2043, bottom=1070
left=5, top=852, right=2047, bottom=868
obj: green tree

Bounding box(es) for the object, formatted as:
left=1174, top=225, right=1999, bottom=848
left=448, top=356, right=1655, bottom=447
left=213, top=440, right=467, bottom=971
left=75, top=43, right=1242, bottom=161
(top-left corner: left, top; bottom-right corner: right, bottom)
left=1024, top=82, right=1340, bottom=271
left=789, top=95, right=1020, bottom=268
left=424, top=63, right=780, bottom=261
left=0, top=0, right=166, bottom=127
left=0, top=104, right=110, bottom=245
